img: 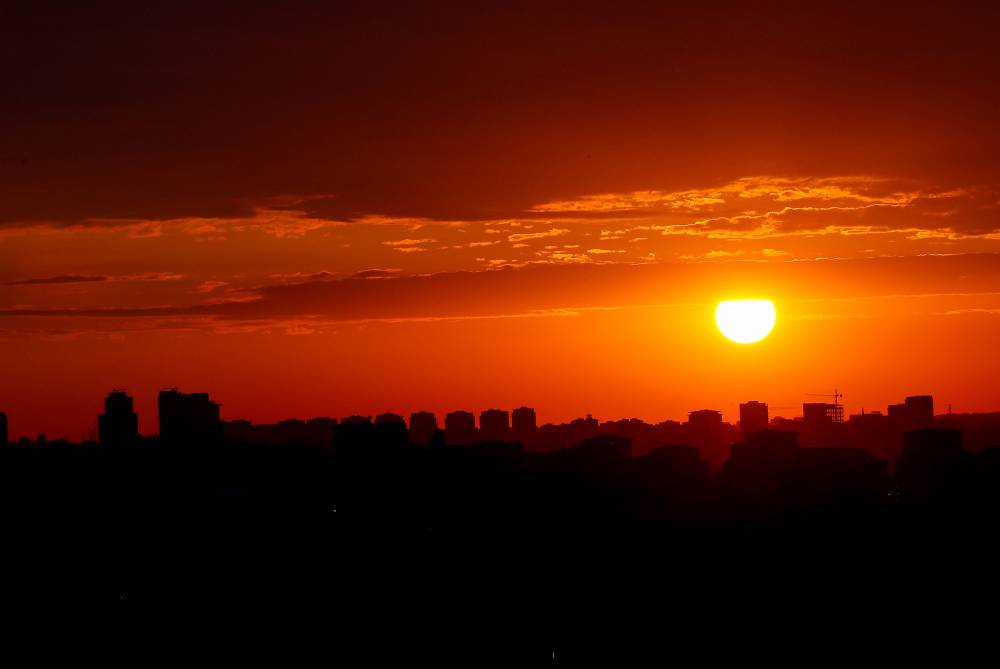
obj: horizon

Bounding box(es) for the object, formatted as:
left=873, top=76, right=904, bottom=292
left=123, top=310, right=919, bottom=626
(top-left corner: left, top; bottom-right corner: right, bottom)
left=2, top=386, right=980, bottom=443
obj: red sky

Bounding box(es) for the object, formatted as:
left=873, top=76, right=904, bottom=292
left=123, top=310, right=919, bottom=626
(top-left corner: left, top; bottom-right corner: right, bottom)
left=2, top=2, right=999, bottom=439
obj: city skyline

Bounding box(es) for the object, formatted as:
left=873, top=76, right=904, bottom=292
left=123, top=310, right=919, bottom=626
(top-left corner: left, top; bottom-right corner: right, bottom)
left=1, top=385, right=965, bottom=443
left=2, top=4, right=1000, bottom=439
left=9, top=387, right=991, bottom=471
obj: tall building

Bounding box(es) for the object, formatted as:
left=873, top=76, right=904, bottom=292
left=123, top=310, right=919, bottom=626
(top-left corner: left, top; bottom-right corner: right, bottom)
left=0, top=412, right=7, bottom=446
left=445, top=410, right=478, bottom=446
left=98, top=390, right=139, bottom=446
left=739, top=401, right=769, bottom=437
left=408, top=411, right=438, bottom=446
left=686, top=409, right=723, bottom=469
left=479, top=408, right=510, bottom=441
left=904, top=395, right=934, bottom=430
left=158, top=389, right=221, bottom=441
left=511, top=406, right=537, bottom=444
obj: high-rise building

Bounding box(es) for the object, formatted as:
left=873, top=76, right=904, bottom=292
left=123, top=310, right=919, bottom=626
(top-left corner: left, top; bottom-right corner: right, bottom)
left=904, top=395, right=934, bottom=430
left=0, top=412, right=7, bottom=446
left=98, top=390, right=139, bottom=446
left=511, top=406, right=537, bottom=444
left=739, top=401, right=769, bottom=437
left=158, top=389, right=221, bottom=441
left=408, top=411, right=438, bottom=446
left=479, top=408, right=510, bottom=441
left=686, top=409, right=723, bottom=468
left=445, top=410, right=478, bottom=445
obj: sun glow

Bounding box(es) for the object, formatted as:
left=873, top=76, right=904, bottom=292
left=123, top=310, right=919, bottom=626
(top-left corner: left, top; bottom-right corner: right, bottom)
left=715, top=300, right=776, bottom=344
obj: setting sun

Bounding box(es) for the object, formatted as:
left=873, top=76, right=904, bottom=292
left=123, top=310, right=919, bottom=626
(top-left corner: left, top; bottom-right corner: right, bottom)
left=715, top=300, right=777, bottom=344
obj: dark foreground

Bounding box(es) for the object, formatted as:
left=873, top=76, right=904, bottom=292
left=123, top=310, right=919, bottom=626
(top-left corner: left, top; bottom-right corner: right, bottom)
left=3, top=433, right=999, bottom=662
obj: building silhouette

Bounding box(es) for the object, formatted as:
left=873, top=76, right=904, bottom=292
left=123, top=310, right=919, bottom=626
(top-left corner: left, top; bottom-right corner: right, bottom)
left=895, top=427, right=964, bottom=497
left=479, top=408, right=510, bottom=442
left=739, top=401, right=769, bottom=437
left=686, top=409, right=723, bottom=468
left=905, top=395, right=934, bottom=427
left=98, top=390, right=139, bottom=446
left=634, top=444, right=711, bottom=486
left=0, top=412, right=7, bottom=446
left=535, top=414, right=602, bottom=453
left=373, top=415, right=408, bottom=449
left=849, top=410, right=893, bottom=461
left=801, top=402, right=845, bottom=447
left=408, top=411, right=438, bottom=446
left=730, top=428, right=800, bottom=464
left=576, top=434, right=632, bottom=464
left=445, top=410, right=478, bottom=445
left=158, top=389, right=221, bottom=441
left=222, top=416, right=338, bottom=447
left=340, top=415, right=371, bottom=425
left=511, top=406, right=537, bottom=444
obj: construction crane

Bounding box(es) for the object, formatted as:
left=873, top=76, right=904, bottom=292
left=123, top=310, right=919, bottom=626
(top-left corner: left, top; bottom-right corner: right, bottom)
left=806, top=388, right=843, bottom=406
left=805, top=389, right=845, bottom=423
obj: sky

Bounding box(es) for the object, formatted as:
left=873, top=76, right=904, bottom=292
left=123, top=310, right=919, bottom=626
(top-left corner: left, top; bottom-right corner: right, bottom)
left=2, top=2, right=999, bottom=439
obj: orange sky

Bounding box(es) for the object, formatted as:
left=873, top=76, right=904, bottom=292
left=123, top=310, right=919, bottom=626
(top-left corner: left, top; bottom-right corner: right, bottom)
left=2, top=3, right=999, bottom=439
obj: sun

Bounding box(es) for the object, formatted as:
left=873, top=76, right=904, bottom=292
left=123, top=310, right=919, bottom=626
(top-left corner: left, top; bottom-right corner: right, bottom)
left=715, top=300, right=776, bottom=344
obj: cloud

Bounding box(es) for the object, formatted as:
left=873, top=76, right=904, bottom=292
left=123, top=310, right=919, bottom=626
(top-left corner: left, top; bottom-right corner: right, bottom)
left=351, top=268, right=403, bottom=279
left=1, top=254, right=997, bottom=335
left=507, top=228, right=571, bottom=243
left=5, top=272, right=185, bottom=286
left=681, top=250, right=746, bottom=260
left=530, top=176, right=918, bottom=215
left=119, top=272, right=185, bottom=282
left=196, top=280, right=230, bottom=293
left=4, top=177, right=996, bottom=256
left=522, top=177, right=1000, bottom=241
left=381, top=238, right=437, bottom=247
left=269, top=271, right=339, bottom=282
left=1, top=207, right=342, bottom=240
left=6, top=274, right=108, bottom=286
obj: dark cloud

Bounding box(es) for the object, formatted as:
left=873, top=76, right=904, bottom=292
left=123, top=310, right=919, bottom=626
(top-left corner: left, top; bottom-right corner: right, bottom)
left=2, top=254, right=997, bottom=326
left=1, top=3, right=998, bottom=226
left=6, top=274, right=108, bottom=286
left=351, top=268, right=403, bottom=279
